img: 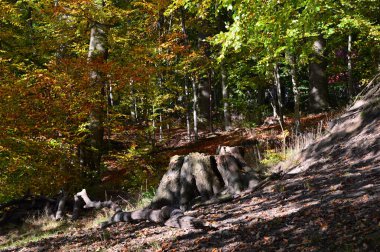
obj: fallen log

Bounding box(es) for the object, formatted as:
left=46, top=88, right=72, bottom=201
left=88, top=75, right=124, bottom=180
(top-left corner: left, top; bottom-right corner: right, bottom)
left=75, top=189, right=204, bottom=230
left=100, top=206, right=203, bottom=230
left=76, top=189, right=122, bottom=213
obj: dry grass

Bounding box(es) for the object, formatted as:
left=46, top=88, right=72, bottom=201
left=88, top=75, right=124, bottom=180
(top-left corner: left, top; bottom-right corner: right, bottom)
left=273, top=123, right=325, bottom=173
left=0, top=212, right=68, bottom=250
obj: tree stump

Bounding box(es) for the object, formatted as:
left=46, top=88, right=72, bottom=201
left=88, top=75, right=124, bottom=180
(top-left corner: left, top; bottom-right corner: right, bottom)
left=215, top=154, right=244, bottom=194
left=80, top=146, right=262, bottom=230
left=150, top=155, right=184, bottom=209
left=217, top=146, right=250, bottom=171
left=180, top=153, right=224, bottom=210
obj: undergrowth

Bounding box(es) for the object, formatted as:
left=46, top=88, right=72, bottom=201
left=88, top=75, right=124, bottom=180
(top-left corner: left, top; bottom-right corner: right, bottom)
left=0, top=186, right=156, bottom=251
left=0, top=214, right=69, bottom=250
left=259, top=123, right=325, bottom=174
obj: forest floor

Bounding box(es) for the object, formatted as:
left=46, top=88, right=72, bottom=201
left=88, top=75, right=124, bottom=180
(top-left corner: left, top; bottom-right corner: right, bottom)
left=1, top=95, right=380, bottom=251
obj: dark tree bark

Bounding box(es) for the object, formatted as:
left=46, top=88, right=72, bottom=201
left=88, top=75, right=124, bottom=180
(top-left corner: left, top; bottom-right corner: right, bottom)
left=309, top=35, right=329, bottom=112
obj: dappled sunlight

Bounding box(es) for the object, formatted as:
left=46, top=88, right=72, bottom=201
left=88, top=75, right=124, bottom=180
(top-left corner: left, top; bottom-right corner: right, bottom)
left=0, top=0, right=379, bottom=250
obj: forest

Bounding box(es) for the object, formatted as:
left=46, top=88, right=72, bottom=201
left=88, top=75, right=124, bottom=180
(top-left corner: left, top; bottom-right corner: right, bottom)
left=0, top=0, right=380, bottom=251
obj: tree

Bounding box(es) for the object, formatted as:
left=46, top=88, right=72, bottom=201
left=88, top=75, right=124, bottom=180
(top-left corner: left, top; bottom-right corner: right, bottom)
left=221, top=61, right=232, bottom=130
left=309, top=35, right=329, bottom=112
left=78, top=0, right=108, bottom=171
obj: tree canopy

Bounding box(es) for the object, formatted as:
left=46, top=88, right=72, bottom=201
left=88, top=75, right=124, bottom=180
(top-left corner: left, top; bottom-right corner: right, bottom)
left=0, top=0, right=379, bottom=203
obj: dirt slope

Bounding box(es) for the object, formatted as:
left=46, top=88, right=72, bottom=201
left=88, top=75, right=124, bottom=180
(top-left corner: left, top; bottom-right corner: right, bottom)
left=3, top=81, right=380, bottom=251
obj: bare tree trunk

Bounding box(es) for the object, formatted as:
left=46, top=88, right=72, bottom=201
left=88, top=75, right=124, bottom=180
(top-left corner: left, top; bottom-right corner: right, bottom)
left=274, top=63, right=284, bottom=125
left=181, top=7, right=191, bottom=141
left=157, top=76, right=163, bottom=142
left=185, top=81, right=191, bottom=141
left=180, top=7, right=187, bottom=39
left=309, top=35, right=329, bottom=112
left=130, top=80, right=138, bottom=122
left=134, top=98, right=138, bottom=122
left=221, top=62, right=231, bottom=130
left=208, top=70, right=214, bottom=133
left=79, top=6, right=107, bottom=170
left=105, top=79, right=112, bottom=151
left=271, top=97, right=278, bottom=118
left=55, top=191, right=67, bottom=220
left=72, top=195, right=81, bottom=220
left=289, top=54, right=300, bottom=132
left=192, top=76, right=199, bottom=142
left=347, top=34, right=354, bottom=97
left=152, top=107, right=156, bottom=148
left=159, top=113, right=163, bottom=142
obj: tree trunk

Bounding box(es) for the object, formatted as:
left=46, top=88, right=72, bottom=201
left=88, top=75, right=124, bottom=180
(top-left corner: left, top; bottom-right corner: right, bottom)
left=271, top=95, right=278, bottom=118
left=159, top=113, right=163, bottom=142
left=192, top=76, right=199, bottom=142
left=180, top=7, right=187, bottom=41
left=208, top=70, right=214, bottom=133
left=274, top=63, right=284, bottom=125
left=55, top=191, right=67, bottom=220
left=130, top=80, right=138, bottom=122
left=309, top=35, right=329, bottom=112
left=152, top=107, right=156, bottom=148
left=72, top=195, right=82, bottom=220
left=221, top=62, right=232, bottom=130
left=185, top=80, right=191, bottom=141
left=79, top=2, right=108, bottom=171
left=347, top=34, right=354, bottom=98
left=289, top=54, right=301, bottom=132
left=181, top=8, right=191, bottom=141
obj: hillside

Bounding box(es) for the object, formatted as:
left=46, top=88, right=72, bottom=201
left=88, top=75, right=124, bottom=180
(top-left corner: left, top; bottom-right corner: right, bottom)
left=2, top=80, right=379, bottom=252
